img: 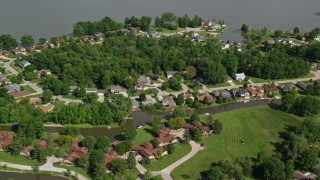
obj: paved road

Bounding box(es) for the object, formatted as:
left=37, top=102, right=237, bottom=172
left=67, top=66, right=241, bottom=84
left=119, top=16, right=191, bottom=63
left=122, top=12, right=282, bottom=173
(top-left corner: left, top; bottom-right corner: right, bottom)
left=53, top=95, right=83, bottom=104
left=0, top=156, right=87, bottom=180
left=152, top=141, right=203, bottom=180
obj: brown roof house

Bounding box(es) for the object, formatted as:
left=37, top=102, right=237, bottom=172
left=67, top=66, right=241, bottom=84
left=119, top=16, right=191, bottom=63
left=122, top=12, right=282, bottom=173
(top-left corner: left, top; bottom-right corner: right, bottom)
left=105, top=148, right=118, bottom=165
left=29, top=97, right=42, bottom=105
left=135, top=142, right=168, bottom=159
left=64, top=140, right=88, bottom=164
left=294, top=170, right=317, bottom=180
left=37, top=140, right=48, bottom=149
left=10, top=90, right=30, bottom=100
left=196, top=92, right=213, bottom=102
left=162, top=96, right=176, bottom=107
left=0, top=131, right=13, bottom=151
left=157, top=128, right=178, bottom=146
left=37, top=69, right=51, bottom=77
left=38, top=103, right=55, bottom=112
left=20, top=146, right=34, bottom=156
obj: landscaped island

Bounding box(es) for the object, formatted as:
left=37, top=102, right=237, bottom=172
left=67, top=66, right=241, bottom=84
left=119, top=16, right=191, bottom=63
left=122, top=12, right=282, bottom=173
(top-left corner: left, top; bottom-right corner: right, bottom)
left=0, top=12, right=320, bottom=180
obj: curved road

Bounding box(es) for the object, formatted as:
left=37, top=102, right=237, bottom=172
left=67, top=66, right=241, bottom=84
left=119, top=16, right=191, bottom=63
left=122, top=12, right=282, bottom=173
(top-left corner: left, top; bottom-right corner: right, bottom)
left=0, top=156, right=87, bottom=180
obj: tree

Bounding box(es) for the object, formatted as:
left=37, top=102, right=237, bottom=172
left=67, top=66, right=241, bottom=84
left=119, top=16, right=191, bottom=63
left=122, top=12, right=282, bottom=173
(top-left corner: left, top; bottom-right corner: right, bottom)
left=167, top=117, right=186, bottom=129
left=141, top=157, right=151, bottom=166
left=115, top=140, right=131, bottom=155
left=95, top=136, right=110, bottom=151
left=62, top=126, right=79, bottom=137
left=207, top=166, right=224, bottom=180
left=189, top=113, right=200, bottom=122
left=89, top=149, right=106, bottom=178
left=21, top=34, right=35, bottom=47
left=127, top=152, right=136, bottom=169
left=86, top=93, right=98, bottom=103
left=291, top=96, right=320, bottom=116
left=74, top=86, right=86, bottom=98
left=123, top=127, right=137, bottom=141
left=151, top=117, right=162, bottom=134
left=0, top=88, right=8, bottom=97
left=192, top=127, right=203, bottom=142
left=175, top=93, right=184, bottom=105
left=212, top=120, right=223, bottom=134
left=260, top=157, right=286, bottom=180
left=161, top=81, right=169, bottom=90
left=295, top=148, right=318, bottom=171
left=168, top=77, right=181, bottom=91
left=155, top=17, right=162, bottom=28
left=151, top=139, right=160, bottom=148
left=108, top=158, right=128, bottom=174
left=42, top=89, right=54, bottom=103
left=161, top=12, right=177, bottom=30
left=241, top=24, right=249, bottom=33
left=73, top=24, right=85, bottom=37
left=38, top=38, right=47, bottom=44
left=140, top=16, right=152, bottom=31
left=274, top=30, right=283, bottom=37
left=183, top=129, right=191, bottom=142
left=184, top=65, right=197, bottom=79
left=281, top=91, right=296, bottom=112
left=177, top=14, right=190, bottom=28
left=30, top=145, right=47, bottom=162
left=234, top=156, right=253, bottom=177
left=0, top=34, right=18, bottom=49
left=293, top=27, right=300, bottom=34
left=165, top=143, right=175, bottom=154
left=173, top=107, right=186, bottom=118
left=139, top=93, right=146, bottom=101
left=189, top=15, right=202, bottom=28
left=83, top=136, right=96, bottom=151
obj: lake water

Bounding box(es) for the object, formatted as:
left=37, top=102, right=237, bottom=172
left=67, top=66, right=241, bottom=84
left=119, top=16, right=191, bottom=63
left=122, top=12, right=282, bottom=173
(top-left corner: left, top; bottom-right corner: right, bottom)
left=0, top=0, right=319, bottom=42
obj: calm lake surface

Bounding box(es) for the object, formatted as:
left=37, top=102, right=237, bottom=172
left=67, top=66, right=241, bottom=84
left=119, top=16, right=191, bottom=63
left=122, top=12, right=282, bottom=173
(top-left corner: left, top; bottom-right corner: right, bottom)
left=0, top=171, right=68, bottom=180
left=0, top=0, right=319, bottom=42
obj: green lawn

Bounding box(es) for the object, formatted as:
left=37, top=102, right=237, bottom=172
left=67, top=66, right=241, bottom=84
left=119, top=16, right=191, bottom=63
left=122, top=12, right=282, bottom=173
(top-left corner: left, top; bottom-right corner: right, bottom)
left=134, top=126, right=154, bottom=145
left=123, top=168, right=140, bottom=179
left=171, top=106, right=301, bottom=180
left=21, top=85, right=36, bottom=93
left=54, top=164, right=90, bottom=178
left=62, top=94, right=85, bottom=100
left=0, top=151, right=44, bottom=166
left=234, top=80, right=249, bottom=85
left=205, top=82, right=230, bottom=88
left=147, top=143, right=192, bottom=171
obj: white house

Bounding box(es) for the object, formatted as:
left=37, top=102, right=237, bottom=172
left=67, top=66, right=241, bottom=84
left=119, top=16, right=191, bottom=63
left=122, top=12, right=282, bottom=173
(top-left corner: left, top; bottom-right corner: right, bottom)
left=19, top=60, right=31, bottom=68
left=234, top=73, right=246, bottom=81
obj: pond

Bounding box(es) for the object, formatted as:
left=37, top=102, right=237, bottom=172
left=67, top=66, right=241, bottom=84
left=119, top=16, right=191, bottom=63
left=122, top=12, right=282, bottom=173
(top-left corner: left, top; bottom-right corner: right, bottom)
left=0, top=171, right=68, bottom=180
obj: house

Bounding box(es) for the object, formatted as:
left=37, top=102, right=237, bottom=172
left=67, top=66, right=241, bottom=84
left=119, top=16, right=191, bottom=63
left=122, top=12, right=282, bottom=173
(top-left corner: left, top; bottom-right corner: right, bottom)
left=97, top=89, right=105, bottom=96
left=220, top=43, right=230, bottom=50
left=19, top=60, right=31, bottom=68
left=233, top=73, right=246, bottom=81
left=69, top=86, right=78, bottom=93
left=85, top=88, right=97, bottom=93
left=236, top=89, right=250, bottom=98
left=109, top=85, right=127, bottom=94
left=5, top=83, right=20, bottom=92
left=135, top=82, right=148, bottom=90
left=196, top=36, right=205, bottom=42
left=226, top=75, right=233, bottom=83
left=294, top=170, right=317, bottom=180
left=0, top=131, right=13, bottom=151
left=37, top=140, right=48, bottom=149
left=296, top=82, right=308, bottom=91
left=26, top=46, right=37, bottom=52
left=166, top=71, right=178, bottom=79
left=105, top=148, right=118, bottom=165
left=149, top=32, right=160, bottom=38
left=11, top=49, right=21, bottom=55
left=210, top=23, right=221, bottom=31
left=311, top=62, right=320, bottom=70
left=264, top=85, right=279, bottom=94
left=38, top=103, right=55, bottom=112
left=284, top=38, right=295, bottom=44
left=196, top=92, right=213, bottom=102
left=0, top=75, right=10, bottom=86
left=278, top=83, right=296, bottom=92
left=20, top=146, right=34, bottom=156
left=95, top=33, right=105, bottom=40
left=183, top=93, right=194, bottom=100
left=18, top=47, right=26, bottom=52
left=211, top=90, right=220, bottom=97
left=10, top=90, right=30, bottom=100
left=219, top=90, right=231, bottom=98
left=138, top=142, right=168, bottom=159
left=131, top=99, right=139, bottom=110
left=29, top=97, right=42, bottom=105
left=202, top=20, right=213, bottom=27
left=142, top=98, right=157, bottom=106
left=184, top=31, right=198, bottom=38
left=315, top=35, right=320, bottom=42
left=203, top=126, right=213, bottom=135
left=230, top=88, right=240, bottom=96
left=313, top=164, right=320, bottom=174
left=128, top=27, right=141, bottom=33
left=65, top=140, right=88, bottom=164
left=0, top=50, right=9, bottom=56
left=162, top=96, right=176, bottom=107
left=37, top=69, right=51, bottom=77
left=138, top=75, right=150, bottom=84
left=157, top=128, right=178, bottom=146
left=267, top=39, right=276, bottom=44
left=245, top=87, right=259, bottom=97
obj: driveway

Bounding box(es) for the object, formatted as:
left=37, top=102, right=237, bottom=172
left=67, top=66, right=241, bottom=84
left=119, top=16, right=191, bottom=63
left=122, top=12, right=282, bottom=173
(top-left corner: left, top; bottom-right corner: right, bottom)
left=152, top=141, right=202, bottom=180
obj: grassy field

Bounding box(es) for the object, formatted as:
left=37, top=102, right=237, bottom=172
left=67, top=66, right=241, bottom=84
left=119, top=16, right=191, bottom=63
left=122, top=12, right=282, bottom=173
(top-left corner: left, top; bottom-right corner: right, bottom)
left=21, top=85, right=36, bottom=93
left=171, top=106, right=302, bottom=180
left=134, top=125, right=154, bottom=145
left=54, top=164, right=90, bottom=178
left=0, top=151, right=44, bottom=166
left=205, top=82, right=230, bottom=88
left=147, top=143, right=192, bottom=171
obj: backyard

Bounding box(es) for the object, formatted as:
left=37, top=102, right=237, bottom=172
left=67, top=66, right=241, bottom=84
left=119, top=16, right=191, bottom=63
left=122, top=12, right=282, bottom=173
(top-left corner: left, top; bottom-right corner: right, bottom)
left=171, top=105, right=302, bottom=180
